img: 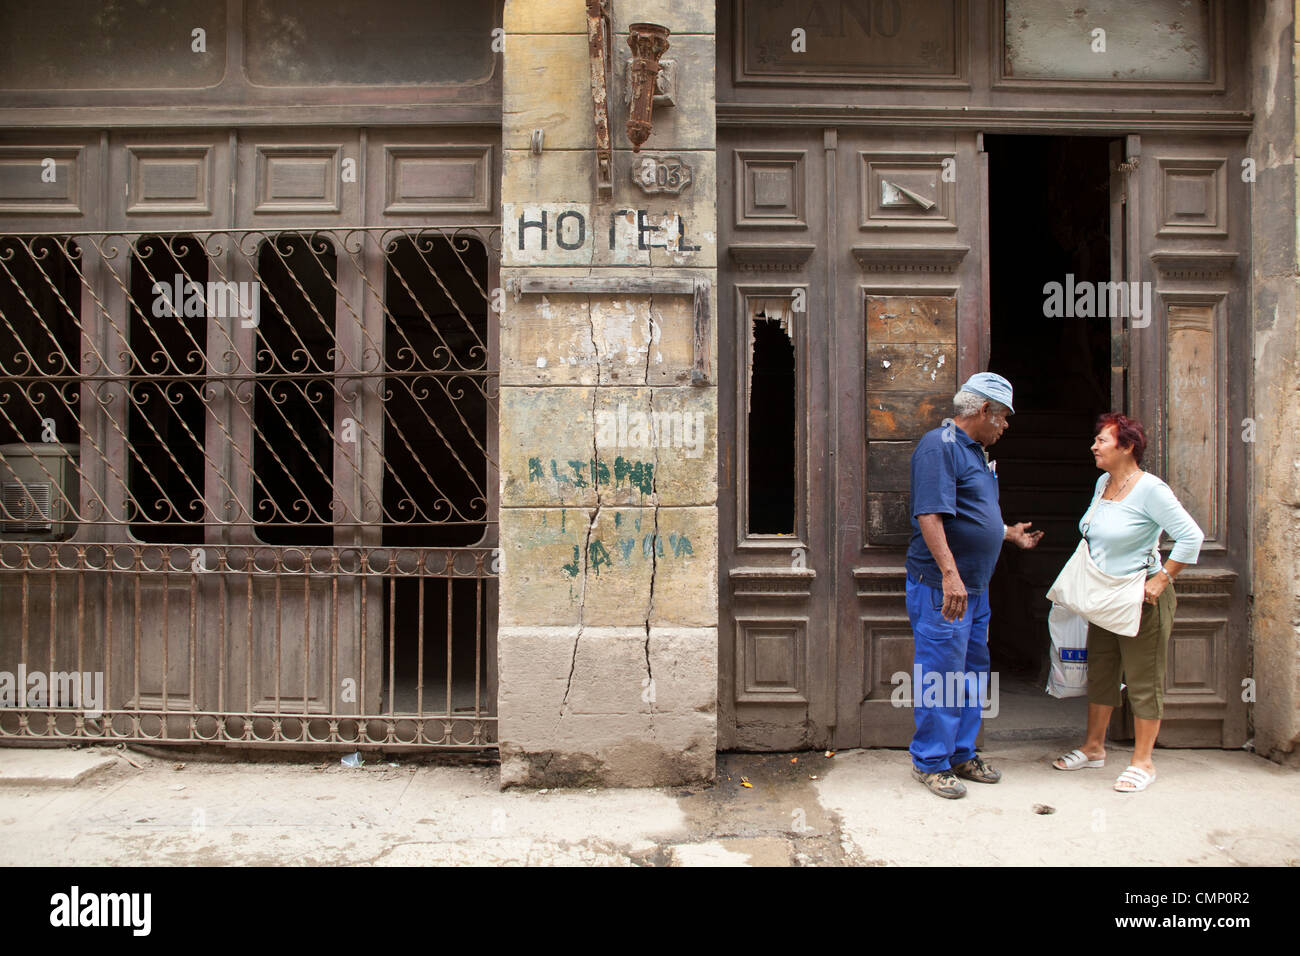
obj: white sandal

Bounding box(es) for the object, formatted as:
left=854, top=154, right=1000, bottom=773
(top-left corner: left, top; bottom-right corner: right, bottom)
left=1114, top=765, right=1155, bottom=792
left=1053, top=748, right=1104, bottom=770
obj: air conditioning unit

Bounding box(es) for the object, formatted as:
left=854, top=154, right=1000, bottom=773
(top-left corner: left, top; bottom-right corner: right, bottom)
left=0, top=442, right=80, bottom=540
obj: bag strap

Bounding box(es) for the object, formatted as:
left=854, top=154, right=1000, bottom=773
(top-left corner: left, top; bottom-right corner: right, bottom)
left=1082, top=476, right=1160, bottom=571
left=1079, top=475, right=1106, bottom=543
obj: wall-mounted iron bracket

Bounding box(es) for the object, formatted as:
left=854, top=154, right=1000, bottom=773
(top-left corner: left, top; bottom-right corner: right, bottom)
left=586, top=0, right=614, bottom=199
left=626, top=23, right=671, bottom=151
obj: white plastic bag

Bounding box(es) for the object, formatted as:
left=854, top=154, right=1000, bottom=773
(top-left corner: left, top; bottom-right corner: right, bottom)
left=1046, top=602, right=1089, bottom=699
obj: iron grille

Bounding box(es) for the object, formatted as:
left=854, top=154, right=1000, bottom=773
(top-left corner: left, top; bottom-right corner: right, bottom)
left=0, top=228, right=501, bottom=749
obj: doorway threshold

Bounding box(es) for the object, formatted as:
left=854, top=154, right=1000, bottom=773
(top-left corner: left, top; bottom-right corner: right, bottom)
left=983, top=674, right=1087, bottom=742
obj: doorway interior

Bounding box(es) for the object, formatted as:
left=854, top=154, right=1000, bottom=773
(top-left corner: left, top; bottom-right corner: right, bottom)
left=983, top=134, right=1113, bottom=736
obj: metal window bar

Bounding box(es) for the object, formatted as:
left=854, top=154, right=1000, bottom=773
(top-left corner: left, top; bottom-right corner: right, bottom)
left=0, top=228, right=500, bottom=749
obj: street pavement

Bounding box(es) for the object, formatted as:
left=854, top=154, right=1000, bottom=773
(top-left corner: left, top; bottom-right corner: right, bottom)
left=1, top=740, right=1296, bottom=866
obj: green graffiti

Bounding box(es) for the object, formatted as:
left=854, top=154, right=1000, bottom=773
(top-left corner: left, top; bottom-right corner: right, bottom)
left=613, top=456, right=654, bottom=495
left=527, top=455, right=654, bottom=496
left=557, top=531, right=692, bottom=578
left=671, top=533, right=693, bottom=557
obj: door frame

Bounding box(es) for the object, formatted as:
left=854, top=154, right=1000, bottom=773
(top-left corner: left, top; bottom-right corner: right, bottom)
left=718, top=123, right=1251, bottom=751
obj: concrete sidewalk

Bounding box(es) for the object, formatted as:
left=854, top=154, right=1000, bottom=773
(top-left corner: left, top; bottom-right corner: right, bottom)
left=0, top=741, right=1296, bottom=866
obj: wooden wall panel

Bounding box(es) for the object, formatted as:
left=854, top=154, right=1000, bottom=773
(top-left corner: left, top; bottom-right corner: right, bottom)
left=861, top=621, right=914, bottom=703
left=864, top=293, right=956, bottom=542
left=236, top=132, right=359, bottom=226
left=127, top=146, right=212, bottom=215
left=734, top=616, right=807, bottom=703
left=733, top=150, right=806, bottom=228
left=1166, top=302, right=1217, bottom=538
left=255, top=146, right=341, bottom=214
left=110, top=133, right=228, bottom=231
left=384, top=146, right=492, bottom=214
left=1157, top=158, right=1227, bottom=238
left=0, top=146, right=83, bottom=216
left=859, top=152, right=958, bottom=232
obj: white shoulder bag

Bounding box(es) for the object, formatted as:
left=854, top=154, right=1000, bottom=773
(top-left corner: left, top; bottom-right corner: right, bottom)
left=1045, top=487, right=1148, bottom=638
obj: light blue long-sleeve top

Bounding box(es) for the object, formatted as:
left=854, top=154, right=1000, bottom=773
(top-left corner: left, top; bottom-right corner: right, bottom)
left=1079, top=472, right=1204, bottom=577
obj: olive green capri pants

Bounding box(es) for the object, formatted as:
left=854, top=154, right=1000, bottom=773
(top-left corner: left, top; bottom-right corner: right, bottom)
left=1085, top=583, right=1176, bottom=720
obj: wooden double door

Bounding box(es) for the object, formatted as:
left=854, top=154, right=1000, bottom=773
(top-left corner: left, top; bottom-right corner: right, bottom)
left=717, top=125, right=1251, bottom=752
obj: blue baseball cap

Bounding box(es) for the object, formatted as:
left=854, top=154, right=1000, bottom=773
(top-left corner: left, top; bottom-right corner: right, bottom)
left=961, top=372, right=1014, bottom=414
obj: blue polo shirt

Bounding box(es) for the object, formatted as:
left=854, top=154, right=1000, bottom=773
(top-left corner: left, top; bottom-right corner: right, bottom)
left=905, top=423, right=1004, bottom=592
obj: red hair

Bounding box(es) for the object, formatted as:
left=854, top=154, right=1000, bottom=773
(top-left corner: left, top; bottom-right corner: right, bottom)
left=1096, top=412, right=1147, bottom=464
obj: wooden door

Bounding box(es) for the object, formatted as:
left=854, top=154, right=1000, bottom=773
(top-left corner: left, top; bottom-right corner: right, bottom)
left=718, top=128, right=834, bottom=750
left=718, top=126, right=984, bottom=750
left=1115, top=133, right=1250, bottom=747
left=836, top=129, right=987, bottom=748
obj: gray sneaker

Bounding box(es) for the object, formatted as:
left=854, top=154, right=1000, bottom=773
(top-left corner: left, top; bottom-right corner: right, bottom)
left=912, top=767, right=967, bottom=799
left=952, top=754, right=1002, bottom=784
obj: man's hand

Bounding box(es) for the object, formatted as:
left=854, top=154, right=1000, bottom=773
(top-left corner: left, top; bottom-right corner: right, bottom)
left=941, top=569, right=967, bottom=622
left=1005, top=521, right=1044, bottom=549
left=916, top=512, right=967, bottom=621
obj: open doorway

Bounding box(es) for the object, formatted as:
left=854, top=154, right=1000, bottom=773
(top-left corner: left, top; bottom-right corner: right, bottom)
left=983, top=135, right=1113, bottom=736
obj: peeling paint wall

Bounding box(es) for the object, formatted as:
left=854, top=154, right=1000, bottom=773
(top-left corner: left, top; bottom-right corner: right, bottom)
left=1248, top=0, right=1300, bottom=765
left=498, top=0, right=718, bottom=787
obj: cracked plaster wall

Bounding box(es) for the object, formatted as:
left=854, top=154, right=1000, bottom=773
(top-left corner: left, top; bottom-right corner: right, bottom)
left=498, top=0, right=719, bottom=787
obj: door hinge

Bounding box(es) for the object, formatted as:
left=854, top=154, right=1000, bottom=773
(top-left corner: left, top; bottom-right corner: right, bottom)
left=1111, top=328, right=1130, bottom=368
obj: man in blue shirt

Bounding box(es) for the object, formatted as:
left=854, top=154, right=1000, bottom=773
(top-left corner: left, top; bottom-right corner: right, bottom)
left=906, top=372, right=1044, bottom=798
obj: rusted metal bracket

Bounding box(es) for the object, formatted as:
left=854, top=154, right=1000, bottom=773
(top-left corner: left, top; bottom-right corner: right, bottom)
left=626, top=23, right=671, bottom=151
left=586, top=0, right=614, bottom=200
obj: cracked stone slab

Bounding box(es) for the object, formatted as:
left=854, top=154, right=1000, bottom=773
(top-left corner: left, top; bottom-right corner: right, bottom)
left=498, top=507, right=715, bottom=628
left=0, top=749, right=117, bottom=788
left=667, top=837, right=793, bottom=867
left=498, top=291, right=699, bottom=386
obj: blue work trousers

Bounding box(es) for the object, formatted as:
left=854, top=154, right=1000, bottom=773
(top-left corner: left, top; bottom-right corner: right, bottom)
left=905, top=574, right=992, bottom=773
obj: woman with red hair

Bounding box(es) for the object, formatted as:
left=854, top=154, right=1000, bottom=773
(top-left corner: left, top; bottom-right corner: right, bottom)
left=1051, top=413, right=1204, bottom=791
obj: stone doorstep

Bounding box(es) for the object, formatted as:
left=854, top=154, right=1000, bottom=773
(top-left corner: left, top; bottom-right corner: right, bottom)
left=0, top=748, right=118, bottom=788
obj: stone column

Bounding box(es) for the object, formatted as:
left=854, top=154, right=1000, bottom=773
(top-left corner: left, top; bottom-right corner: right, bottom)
left=1248, top=0, right=1299, bottom=765
left=497, top=0, right=718, bottom=786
